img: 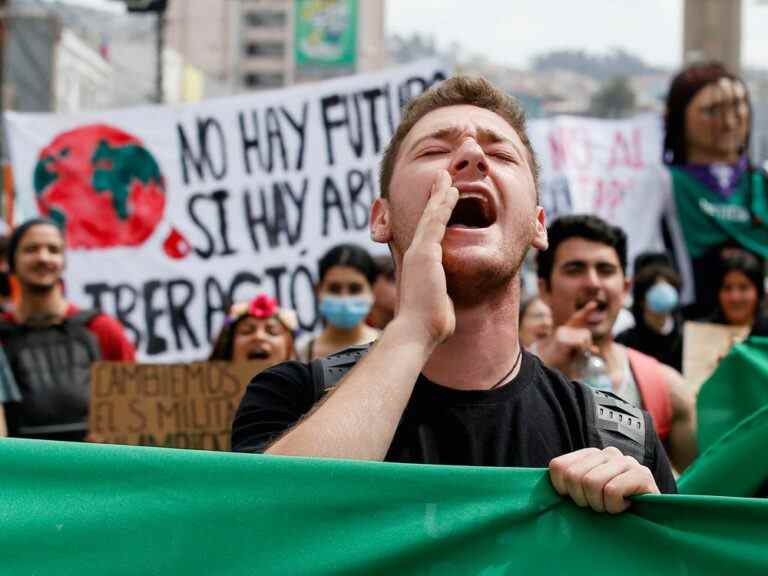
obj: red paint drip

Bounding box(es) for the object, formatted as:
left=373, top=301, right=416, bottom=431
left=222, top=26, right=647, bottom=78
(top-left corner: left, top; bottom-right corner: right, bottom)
left=163, top=227, right=191, bottom=260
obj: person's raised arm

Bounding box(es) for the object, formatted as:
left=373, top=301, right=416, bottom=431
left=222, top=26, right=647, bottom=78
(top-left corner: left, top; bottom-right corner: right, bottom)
left=536, top=302, right=598, bottom=378
left=266, top=171, right=459, bottom=461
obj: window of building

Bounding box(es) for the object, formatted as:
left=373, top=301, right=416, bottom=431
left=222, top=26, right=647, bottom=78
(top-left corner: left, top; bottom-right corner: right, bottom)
left=243, top=73, right=284, bottom=89
left=244, top=41, right=285, bottom=57
left=244, top=10, right=286, bottom=28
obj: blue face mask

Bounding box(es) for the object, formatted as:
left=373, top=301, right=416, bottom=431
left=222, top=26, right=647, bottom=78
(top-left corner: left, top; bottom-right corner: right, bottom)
left=319, top=296, right=372, bottom=330
left=645, top=282, right=679, bottom=314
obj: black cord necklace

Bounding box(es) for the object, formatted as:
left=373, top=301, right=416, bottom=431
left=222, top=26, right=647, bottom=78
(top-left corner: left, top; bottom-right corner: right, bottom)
left=489, top=346, right=524, bottom=390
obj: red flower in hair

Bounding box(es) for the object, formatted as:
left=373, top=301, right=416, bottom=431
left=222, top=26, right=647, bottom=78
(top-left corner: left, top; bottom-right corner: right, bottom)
left=248, top=294, right=278, bottom=319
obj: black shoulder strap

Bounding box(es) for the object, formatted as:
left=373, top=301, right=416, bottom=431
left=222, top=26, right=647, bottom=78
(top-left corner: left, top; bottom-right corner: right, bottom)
left=581, top=385, right=648, bottom=465
left=68, top=309, right=100, bottom=325
left=310, top=343, right=373, bottom=400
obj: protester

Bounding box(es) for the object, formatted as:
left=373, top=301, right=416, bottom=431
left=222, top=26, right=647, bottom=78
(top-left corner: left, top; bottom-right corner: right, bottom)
left=0, top=218, right=135, bottom=441
left=519, top=296, right=553, bottom=349
left=616, top=253, right=684, bottom=371
left=209, top=294, right=297, bottom=364
left=535, top=215, right=697, bottom=471
left=366, top=255, right=397, bottom=330
left=661, top=61, right=768, bottom=318
left=233, top=76, right=677, bottom=514
left=707, top=249, right=768, bottom=335
left=0, top=347, right=20, bottom=437
left=0, top=234, right=15, bottom=313
left=296, top=244, right=379, bottom=361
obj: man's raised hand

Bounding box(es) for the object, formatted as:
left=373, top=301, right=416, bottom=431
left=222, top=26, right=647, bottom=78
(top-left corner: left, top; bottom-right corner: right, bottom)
left=537, top=301, right=598, bottom=376
left=397, top=170, right=459, bottom=348
left=549, top=447, right=660, bottom=514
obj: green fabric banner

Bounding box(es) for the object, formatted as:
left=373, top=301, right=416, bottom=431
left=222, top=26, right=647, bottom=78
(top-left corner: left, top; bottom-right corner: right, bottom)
left=697, top=337, right=768, bottom=451
left=670, top=168, right=768, bottom=259
left=2, top=439, right=768, bottom=575
left=680, top=402, right=768, bottom=497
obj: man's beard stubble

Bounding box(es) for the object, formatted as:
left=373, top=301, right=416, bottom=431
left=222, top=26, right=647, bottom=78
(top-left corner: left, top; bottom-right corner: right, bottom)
left=443, top=245, right=527, bottom=309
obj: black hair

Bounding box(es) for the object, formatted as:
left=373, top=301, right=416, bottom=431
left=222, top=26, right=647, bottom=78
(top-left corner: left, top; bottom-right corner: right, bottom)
left=318, top=243, right=378, bottom=287
left=8, top=217, right=63, bottom=273
left=208, top=318, right=241, bottom=361
left=631, top=264, right=682, bottom=320
left=373, top=254, right=395, bottom=281
left=536, top=214, right=627, bottom=286
left=633, top=251, right=674, bottom=275
left=717, top=249, right=765, bottom=301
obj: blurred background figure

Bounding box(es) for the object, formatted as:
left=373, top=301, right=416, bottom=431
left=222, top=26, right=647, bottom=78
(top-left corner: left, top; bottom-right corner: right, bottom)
left=662, top=61, right=768, bottom=319
left=210, top=294, right=297, bottom=364
left=0, top=234, right=15, bottom=314
left=617, top=252, right=684, bottom=371
left=366, top=255, right=397, bottom=330
left=707, top=249, right=768, bottom=335
left=519, top=296, right=553, bottom=350
left=297, top=244, right=379, bottom=361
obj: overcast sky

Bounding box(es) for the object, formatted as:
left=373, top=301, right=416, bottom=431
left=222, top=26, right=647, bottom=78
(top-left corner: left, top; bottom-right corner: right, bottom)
left=386, top=0, right=767, bottom=70
left=50, top=0, right=768, bottom=71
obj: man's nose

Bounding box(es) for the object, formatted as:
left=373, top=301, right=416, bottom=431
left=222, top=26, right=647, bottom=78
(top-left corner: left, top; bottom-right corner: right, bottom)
left=584, top=267, right=600, bottom=287
left=449, top=139, right=488, bottom=180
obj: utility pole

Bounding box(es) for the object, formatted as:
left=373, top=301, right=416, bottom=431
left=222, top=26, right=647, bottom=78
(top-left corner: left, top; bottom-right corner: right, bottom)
left=155, top=7, right=164, bottom=103
left=683, top=0, right=742, bottom=72
left=122, top=0, right=168, bottom=103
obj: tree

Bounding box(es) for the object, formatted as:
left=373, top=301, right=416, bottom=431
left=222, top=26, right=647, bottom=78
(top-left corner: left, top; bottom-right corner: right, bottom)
left=589, top=77, right=637, bottom=118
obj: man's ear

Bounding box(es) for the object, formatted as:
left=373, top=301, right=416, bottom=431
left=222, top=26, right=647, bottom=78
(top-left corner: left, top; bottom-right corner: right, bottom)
left=370, top=198, right=392, bottom=244
left=531, top=206, right=548, bottom=251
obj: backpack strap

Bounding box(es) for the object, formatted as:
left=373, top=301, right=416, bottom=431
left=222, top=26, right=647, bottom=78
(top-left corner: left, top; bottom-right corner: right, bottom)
left=582, top=385, right=649, bottom=465
left=310, top=343, right=373, bottom=399
left=626, top=347, right=672, bottom=441
left=68, top=309, right=100, bottom=325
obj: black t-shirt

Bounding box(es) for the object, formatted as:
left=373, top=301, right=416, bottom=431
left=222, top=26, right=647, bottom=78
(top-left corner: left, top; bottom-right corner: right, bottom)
left=232, top=350, right=677, bottom=494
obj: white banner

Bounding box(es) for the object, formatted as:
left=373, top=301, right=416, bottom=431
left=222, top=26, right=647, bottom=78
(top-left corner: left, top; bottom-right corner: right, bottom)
left=528, top=114, right=668, bottom=269
left=6, top=66, right=670, bottom=362
left=6, top=60, right=448, bottom=362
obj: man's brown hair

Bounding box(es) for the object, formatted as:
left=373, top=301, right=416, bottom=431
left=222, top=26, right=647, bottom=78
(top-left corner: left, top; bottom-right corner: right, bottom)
left=379, top=76, right=539, bottom=199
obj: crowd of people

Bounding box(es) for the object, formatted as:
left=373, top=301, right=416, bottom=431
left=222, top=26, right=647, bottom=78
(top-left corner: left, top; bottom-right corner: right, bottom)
left=1, top=60, right=767, bottom=512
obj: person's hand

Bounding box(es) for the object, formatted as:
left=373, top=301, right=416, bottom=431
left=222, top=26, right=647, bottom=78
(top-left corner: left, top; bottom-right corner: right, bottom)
left=548, top=447, right=660, bottom=514
left=396, top=170, right=459, bottom=347
left=536, top=302, right=597, bottom=376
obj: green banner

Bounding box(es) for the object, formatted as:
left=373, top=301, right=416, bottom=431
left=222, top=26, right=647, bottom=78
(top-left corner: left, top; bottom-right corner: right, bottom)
left=680, top=402, right=768, bottom=497
left=294, top=0, right=357, bottom=68
left=670, top=168, right=768, bottom=259
left=2, top=439, right=768, bottom=574
left=697, top=337, right=768, bottom=451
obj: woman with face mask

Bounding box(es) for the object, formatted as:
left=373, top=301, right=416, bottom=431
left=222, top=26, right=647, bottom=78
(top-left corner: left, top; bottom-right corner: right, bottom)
left=297, top=244, right=379, bottom=361
left=617, top=260, right=684, bottom=371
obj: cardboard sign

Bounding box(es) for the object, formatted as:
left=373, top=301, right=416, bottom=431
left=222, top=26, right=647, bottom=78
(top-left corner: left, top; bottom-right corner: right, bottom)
left=89, top=361, right=272, bottom=450
left=683, top=321, right=750, bottom=395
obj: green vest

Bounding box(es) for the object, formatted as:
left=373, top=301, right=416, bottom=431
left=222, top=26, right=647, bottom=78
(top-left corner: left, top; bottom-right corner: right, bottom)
left=670, top=167, right=768, bottom=259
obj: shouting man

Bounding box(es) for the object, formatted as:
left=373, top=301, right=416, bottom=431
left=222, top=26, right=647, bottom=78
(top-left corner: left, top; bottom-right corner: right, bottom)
left=233, top=77, right=676, bottom=513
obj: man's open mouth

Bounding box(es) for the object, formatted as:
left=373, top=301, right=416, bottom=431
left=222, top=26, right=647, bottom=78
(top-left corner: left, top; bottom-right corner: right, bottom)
left=576, top=298, right=609, bottom=313
left=447, top=195, right=495, bottom=229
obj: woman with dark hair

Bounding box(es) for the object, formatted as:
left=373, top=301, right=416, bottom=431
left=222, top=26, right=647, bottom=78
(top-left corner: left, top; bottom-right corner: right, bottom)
left=617, top=262, right=684, bottom=371
left=297, top=243, right=379, bottom=361
left=709, top=250, right=767, bottom=334
left=209, top=294, right=297, bottom=364
left=661, top=61, right=768, bottom=319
